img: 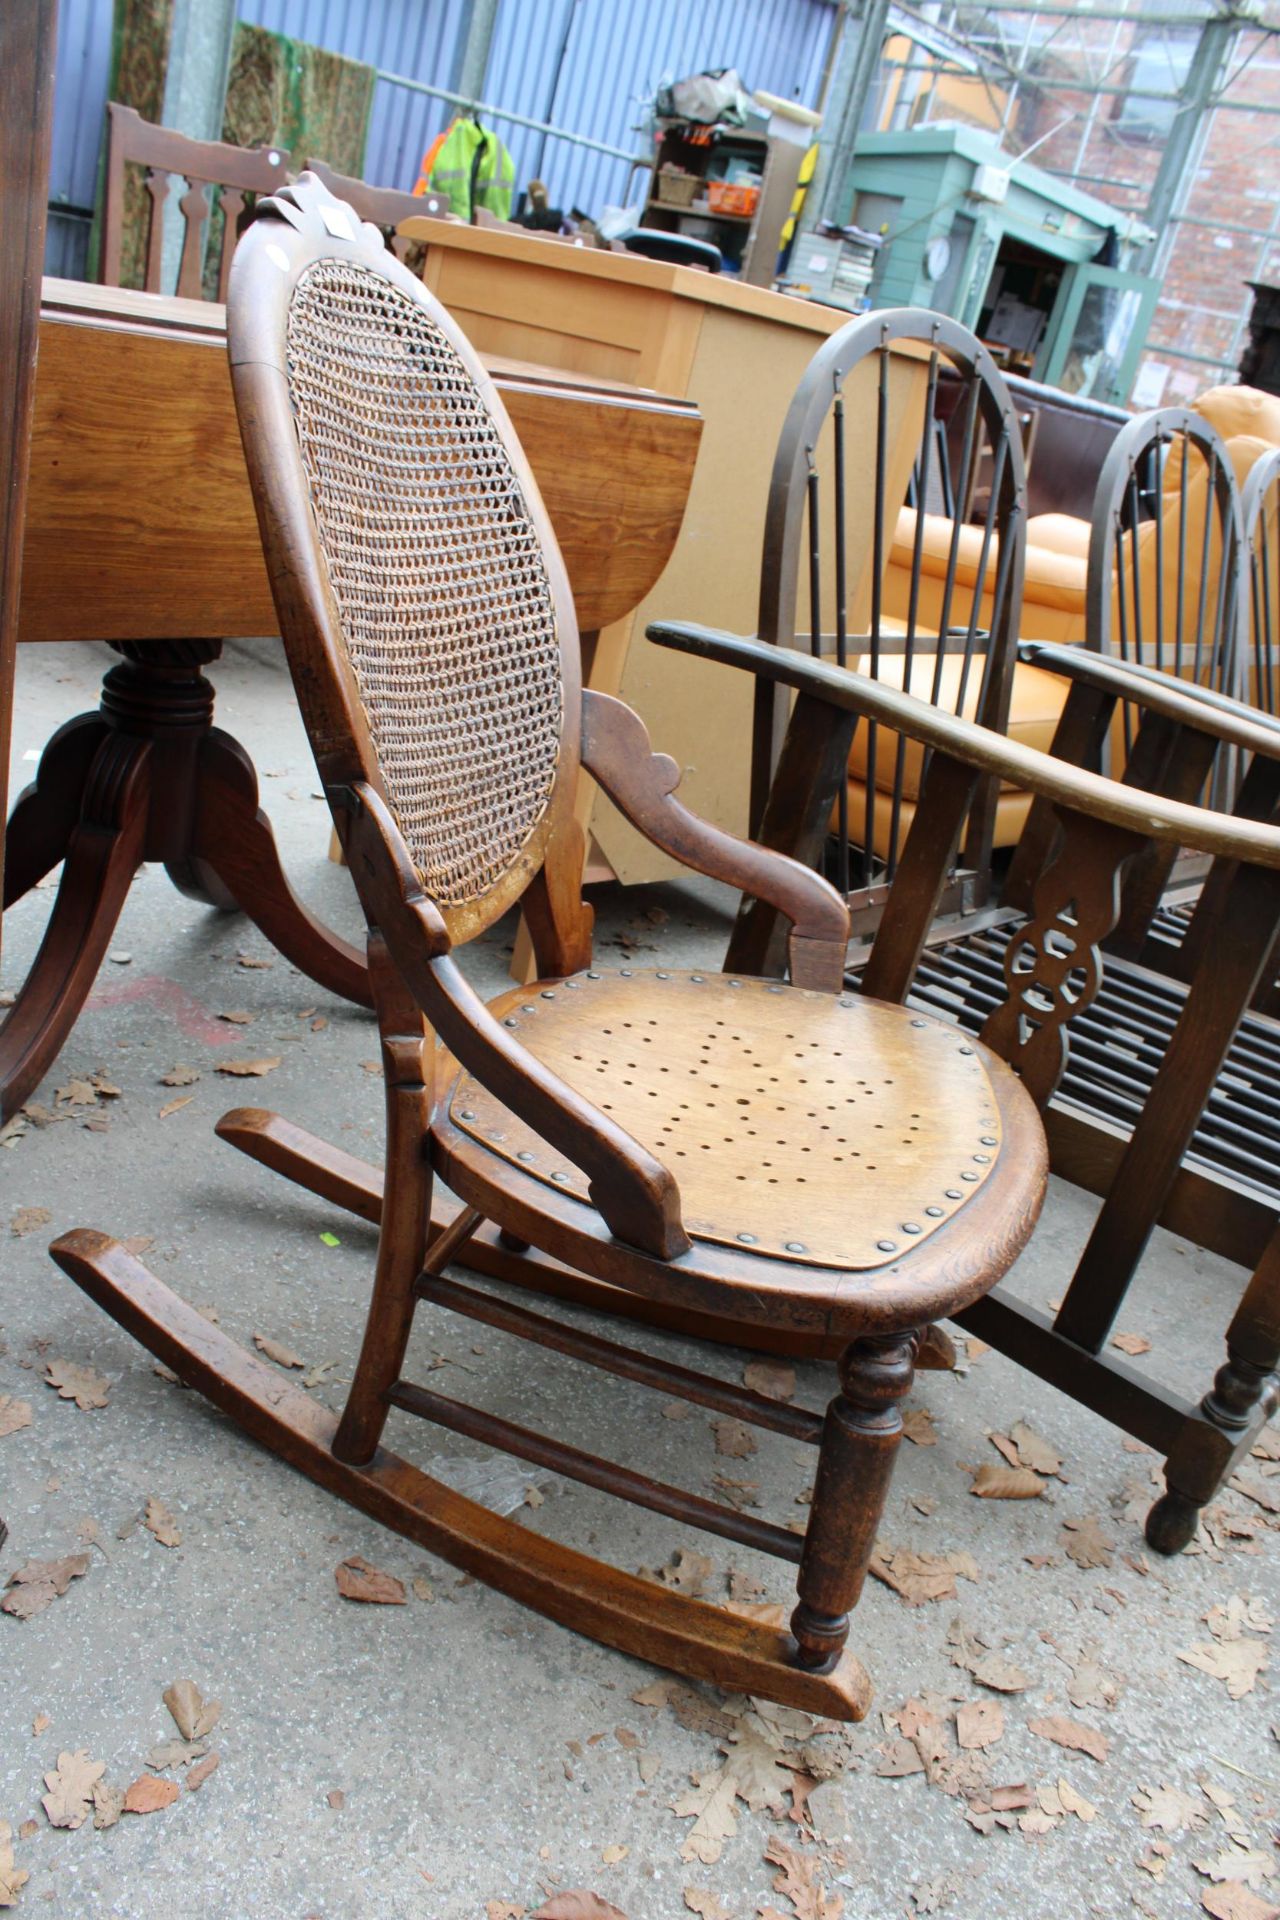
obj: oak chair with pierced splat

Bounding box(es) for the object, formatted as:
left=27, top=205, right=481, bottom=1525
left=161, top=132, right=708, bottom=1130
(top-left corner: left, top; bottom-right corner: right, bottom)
left=742, top=309, right=1029, bottom=970
left=101, top=102, right=289, bottom=301
left=661, top=416, right=1280, bottom=1551
left=49, top=174, right=1057, bottom=1719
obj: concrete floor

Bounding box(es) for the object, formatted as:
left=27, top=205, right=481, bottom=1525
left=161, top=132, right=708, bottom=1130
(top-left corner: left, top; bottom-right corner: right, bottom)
left=2, top=640, right=1278, bottom=1920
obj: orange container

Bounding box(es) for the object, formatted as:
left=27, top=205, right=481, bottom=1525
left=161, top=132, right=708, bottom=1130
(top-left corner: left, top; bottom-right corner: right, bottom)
left=707, top=180, right=759, bottom=217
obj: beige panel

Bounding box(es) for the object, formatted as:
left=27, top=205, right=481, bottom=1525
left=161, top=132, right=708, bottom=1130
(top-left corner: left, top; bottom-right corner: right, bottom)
left=593, top=314, right=928, bottom=883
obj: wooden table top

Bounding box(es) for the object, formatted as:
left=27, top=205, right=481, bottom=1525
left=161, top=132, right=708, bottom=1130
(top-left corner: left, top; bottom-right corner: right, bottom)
left=19, top=278, right=703, bottom=644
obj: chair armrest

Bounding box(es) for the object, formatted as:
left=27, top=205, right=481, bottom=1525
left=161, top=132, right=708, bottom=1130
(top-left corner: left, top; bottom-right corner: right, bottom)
left=646, top=620, right=1280, bottom=869
left=424, top=955, right=691, bottom=1262
left=1018, top=639, right=1280, bottom=759
left=581, top=690, right=849, bottom=990
left=338, top=782, right=690, bottom=1262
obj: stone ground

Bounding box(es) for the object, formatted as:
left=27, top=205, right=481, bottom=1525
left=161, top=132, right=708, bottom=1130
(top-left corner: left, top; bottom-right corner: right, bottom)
left=2, top=639, right=1278, bottom=1920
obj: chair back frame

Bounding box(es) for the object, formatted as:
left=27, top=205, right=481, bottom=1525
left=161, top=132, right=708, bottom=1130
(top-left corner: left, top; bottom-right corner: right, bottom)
left=226, top=173, right=583, bottom=950
left=750, top=307, right=1027, bottom=906
left=1087, top=406, right=1245, bottom=704
left=102, top=101, right=289, bottom=301
left=302, top=158, right=452, bottom=258
left=1242, top=444, right=1280, bottom=720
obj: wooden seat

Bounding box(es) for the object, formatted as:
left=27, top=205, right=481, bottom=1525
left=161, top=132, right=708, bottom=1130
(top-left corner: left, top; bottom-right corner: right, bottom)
left=439, top=967, right=1020, bottom=1325
left=50, top=174, right=1054, bottom=1721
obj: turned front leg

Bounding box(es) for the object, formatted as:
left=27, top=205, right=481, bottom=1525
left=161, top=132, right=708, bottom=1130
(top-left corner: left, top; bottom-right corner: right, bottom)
left=791, top=1331, right=916, bottom=1672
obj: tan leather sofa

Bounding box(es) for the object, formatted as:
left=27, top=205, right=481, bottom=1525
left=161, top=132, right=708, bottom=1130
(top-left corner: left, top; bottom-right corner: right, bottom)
left=843, top=390, right=1279, bottom=860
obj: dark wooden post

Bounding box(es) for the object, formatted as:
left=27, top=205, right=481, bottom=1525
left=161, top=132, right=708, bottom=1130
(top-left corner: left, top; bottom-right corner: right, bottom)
left=0, top=0, right=59, bottom=958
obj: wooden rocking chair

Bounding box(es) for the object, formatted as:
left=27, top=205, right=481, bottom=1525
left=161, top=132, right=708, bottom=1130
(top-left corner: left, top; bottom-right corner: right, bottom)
left=52, top=174, right=1165, bottom=1716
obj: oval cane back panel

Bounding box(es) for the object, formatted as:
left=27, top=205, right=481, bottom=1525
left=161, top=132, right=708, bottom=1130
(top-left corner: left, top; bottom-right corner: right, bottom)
left=284, top=258, right=564, bottom=908
left=448, top=972, right=1003, bottom=1271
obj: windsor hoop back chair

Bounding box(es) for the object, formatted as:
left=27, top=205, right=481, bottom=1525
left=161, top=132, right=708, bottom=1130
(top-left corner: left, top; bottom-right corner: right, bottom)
left=738, top=308, right=1028, bottom=978
left=51, top=174, right=1054, bottom=1717
left=717, top=402, right=1279, bottom=1551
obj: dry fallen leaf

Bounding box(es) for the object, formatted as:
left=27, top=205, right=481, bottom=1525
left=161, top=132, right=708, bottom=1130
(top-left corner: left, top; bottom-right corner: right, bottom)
left=902, top=1407, right=938, bottom=1447
left=42, top=1749, right=105, bottom=1829
left=1007, top=1421, right=1062, bottom=1477
left=531, top=1897, right=630, bottom=1920
left=1195, top=1846, right=1278, bottom=1891
left=0, top=1395, right=33, bottom=1438
left=55, top=1079, right=98, bottom=1108
left=216, top=1057, right=282, bottom=1077
left=1112, top=1331, right=1152, bottom=1356
left=3, top=1552, right=91, bottom=1619
left=186, top=1753, right=220, bottom=1793
left=970, top=1464, right=1044, bottom=1500
left=1133, top=1783, right=1209, bottom=1833
left=955, top=1699, right=1004, bottom=1750
left=946, top=1619, right=1030, bottom=1692
left=652, top=1548, right=715, bottom=1597
left=1178, top=1639, right=1268, bottom=1698
left=159, top=1095, right=194, bottom=1119
left=217, top=1009, right=253, bottom=1024
left=10, top=1205, right=51, bottom=1237
left=713, top=1418, right=756, bottom=1458
left=1205, top=1595, right=1273, bottom=1642
left=1066, top=1657, right=1120, bottom=1712
left=1200, top=1887, right=1280, bottom=1920
left=334, top=1554, right=406, bottom=1605
left=253, top=1332, right=304, bottom=1369
left=684, top=1892, right=732, bottom=1920
left=144, top=1497, right=182, bottom=1548
left=600, top=1845, right=628, bottom=1865
left=1026, top=1714, right=1108, bottom=1763
left=44, top=1358, right=110, bottom=1410
left=159, top=1066, right=200, bottom=1087
left=763, top=1834, right=843, bottom=1920
left=235, top=951, right=273, bottom=969
left=163, top=1679, right=222, bottom=1742
left=671, top=1768, right=740, bottom=1864
left=123, top=1775, right=180, bottom=1815
left=0, top=1821, right=28, bottom=1908
left=871, top=1545, right=979, bottom=1607
left=146, top=1739, right=207, bottom=1771
left=743, top=1361, right=796, bottom=1403
left=1060, top=1515, right=1115, bottom=1569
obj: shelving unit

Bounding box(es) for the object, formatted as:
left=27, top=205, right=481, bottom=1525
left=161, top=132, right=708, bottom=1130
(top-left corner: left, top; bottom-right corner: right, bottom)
left=642, top=124, right=770, bottom=274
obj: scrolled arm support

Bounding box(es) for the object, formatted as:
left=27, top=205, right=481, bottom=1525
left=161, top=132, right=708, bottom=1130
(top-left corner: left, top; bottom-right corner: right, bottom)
left=334, top=781, right=690, bottom=1262
left=581, top=688, right=850, bottom=990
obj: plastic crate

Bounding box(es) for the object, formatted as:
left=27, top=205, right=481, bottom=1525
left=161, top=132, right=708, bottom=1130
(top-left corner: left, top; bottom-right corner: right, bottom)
left=707, top=180, right=760, bottom=217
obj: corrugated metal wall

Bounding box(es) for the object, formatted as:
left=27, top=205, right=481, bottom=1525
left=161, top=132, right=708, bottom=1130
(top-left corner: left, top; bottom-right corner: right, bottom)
left=46, top=0, right=115, bottom=279
left=234, top=0, right=472, bottom=187
left=45, top=0, right=837, bottom=276
left=479, top=0, right=838, bottom=217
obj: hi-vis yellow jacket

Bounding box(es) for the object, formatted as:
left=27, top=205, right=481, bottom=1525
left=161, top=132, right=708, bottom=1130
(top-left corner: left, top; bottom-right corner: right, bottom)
left=413, top=117, right=514, bottom=221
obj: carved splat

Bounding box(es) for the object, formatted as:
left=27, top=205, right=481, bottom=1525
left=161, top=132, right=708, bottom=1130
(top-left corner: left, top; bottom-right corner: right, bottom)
left=175, top=176, right=212, bottom=299
left=143, top=167, right=169, bottom=290
left=980, top=810, right=1146, bottom=1109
